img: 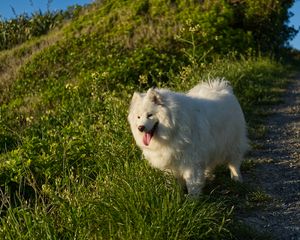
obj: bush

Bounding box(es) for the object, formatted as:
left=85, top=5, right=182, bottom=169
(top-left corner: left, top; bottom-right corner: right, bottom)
left=0, top=6, right=83, bottom=51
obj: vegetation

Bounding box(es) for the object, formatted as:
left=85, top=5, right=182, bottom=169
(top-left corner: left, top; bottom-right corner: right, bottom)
left=0, top=5, right=83, bottom=51
left=0, top=0, right=297, bottom=239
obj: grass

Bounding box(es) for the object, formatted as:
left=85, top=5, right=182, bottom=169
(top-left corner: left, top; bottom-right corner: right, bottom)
left=0, top=55, right=288, bottom=239
left=0, top=0, right=292, bottom=239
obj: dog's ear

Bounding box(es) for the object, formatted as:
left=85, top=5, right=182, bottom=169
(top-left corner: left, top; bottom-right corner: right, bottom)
left=132, top=92, right=142, bottom=102
left=146, top=88, right=163, bottom=105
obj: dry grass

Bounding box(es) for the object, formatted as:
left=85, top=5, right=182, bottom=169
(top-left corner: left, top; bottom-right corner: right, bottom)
left=0, top=29, right=64, bottom=103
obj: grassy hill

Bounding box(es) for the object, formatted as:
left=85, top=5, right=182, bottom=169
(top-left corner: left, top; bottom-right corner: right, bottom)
left=0, top=0, right=293, bottom=239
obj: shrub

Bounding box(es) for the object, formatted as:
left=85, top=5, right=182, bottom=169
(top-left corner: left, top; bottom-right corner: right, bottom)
left=0, top=6, right=83, bottom=51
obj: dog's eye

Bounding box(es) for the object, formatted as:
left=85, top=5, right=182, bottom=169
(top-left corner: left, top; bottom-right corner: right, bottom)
left=147, top=113, right=153, bottom=118
left=137, top=116, right=141, bottom=119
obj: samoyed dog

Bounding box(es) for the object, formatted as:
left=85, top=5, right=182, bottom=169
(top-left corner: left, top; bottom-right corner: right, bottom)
left=128, top=79, right=249, bottom=196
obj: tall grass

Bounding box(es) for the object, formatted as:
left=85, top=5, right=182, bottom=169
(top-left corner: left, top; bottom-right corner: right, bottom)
left=0, top=170, right=233, bottom=239
left=0, top=5, right=83, bottom=51
left=0, top=56, right=287, bottom=239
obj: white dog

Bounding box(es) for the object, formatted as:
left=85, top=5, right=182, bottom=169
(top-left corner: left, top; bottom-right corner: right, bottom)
left=128, top=79, right=249, bottom=196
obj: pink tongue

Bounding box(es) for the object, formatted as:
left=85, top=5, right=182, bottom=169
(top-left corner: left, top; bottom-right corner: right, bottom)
left=143, top=132, right=152, bottom=146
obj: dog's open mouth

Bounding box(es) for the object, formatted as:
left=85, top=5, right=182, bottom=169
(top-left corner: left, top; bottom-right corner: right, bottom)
left=143, top=122, right=158, bottom=146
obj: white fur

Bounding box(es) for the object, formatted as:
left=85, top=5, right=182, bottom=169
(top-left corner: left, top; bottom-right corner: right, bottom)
left=128, top=79, right=249, bottom=196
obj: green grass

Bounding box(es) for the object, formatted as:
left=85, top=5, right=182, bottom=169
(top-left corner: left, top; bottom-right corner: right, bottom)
left=0, top=55, right=288, bottom=239
left=0, top=0, right=292, bottom=239
left=0, top=171, right=232, bottom=239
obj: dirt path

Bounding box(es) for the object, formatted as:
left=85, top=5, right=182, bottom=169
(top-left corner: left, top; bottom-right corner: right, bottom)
left=240, top=73, right=300, bottom=239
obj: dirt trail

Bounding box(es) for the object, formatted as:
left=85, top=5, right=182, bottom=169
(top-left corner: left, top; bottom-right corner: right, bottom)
left=240, top=73, right=300, bottom=239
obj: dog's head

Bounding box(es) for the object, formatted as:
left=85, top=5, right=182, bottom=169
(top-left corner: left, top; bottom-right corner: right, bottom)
left=128, top=88, right=169, bottom=147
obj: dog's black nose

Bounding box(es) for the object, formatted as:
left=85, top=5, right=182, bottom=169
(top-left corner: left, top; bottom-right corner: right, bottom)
left=138, top=125, right=145, bottom=132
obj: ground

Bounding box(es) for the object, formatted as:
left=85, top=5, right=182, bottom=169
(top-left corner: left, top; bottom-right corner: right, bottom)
left=240, top=73, right=300, bottom=239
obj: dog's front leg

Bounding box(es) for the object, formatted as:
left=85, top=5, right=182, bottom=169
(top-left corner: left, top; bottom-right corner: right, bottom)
left=183, top=169, right=205, bottom=197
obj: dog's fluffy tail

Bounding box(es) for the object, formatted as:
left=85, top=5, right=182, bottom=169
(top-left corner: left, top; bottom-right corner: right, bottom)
left=187, top=78, right=233, bottom=97
left=205, top=78, right=233, bottom=93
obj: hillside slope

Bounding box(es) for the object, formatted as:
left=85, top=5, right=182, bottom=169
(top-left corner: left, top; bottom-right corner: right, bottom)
left=0, top=0, right=293, bottom=239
